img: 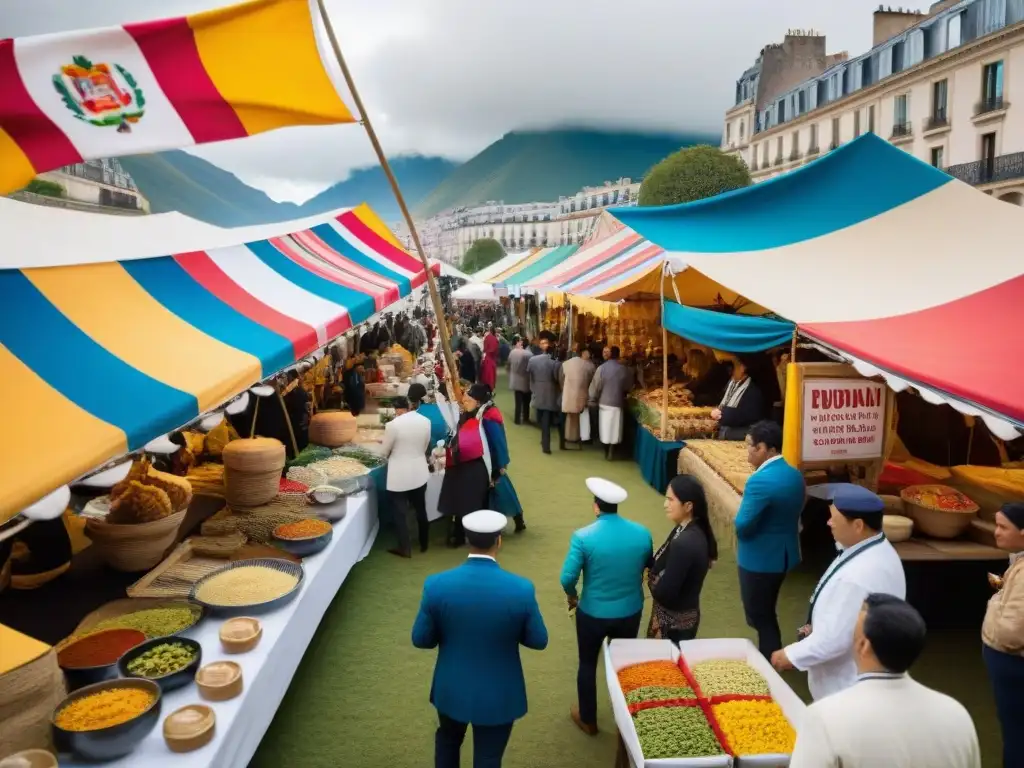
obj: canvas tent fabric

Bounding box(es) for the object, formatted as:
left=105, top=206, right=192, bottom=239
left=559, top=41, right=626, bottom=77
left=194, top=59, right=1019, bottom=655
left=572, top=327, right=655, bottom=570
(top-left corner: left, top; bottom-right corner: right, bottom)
left=472, top=249, right=538, bottom=283
left=663, top=302, right=794, bottom=353
left=612, top=133, right=1024, bottom=429
left=0, top=204, right=437, bottom=522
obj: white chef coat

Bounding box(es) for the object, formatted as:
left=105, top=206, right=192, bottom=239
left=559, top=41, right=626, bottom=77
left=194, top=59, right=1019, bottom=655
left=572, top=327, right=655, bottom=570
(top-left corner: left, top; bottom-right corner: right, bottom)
left=789, top=673, right=981, bottom=768
left=785, top=533, right=906, bottom=700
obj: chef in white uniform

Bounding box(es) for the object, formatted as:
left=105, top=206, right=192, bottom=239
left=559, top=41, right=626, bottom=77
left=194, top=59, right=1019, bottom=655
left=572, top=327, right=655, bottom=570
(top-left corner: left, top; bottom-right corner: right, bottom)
left=771, top=484, right=906, bottom=700
left=790, top=593, right=981, bottom=768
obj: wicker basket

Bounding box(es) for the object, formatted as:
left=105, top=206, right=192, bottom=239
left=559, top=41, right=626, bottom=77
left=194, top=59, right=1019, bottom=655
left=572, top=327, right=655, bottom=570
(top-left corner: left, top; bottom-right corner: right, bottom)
left=222, top=438, right=285, bottom=508
left=900, top=485, right=979, bottom=540
left=85, top=510, right=186, bottom=572
left=883, top=514, right=914, bottom=543
left=0, top=647, right=66, bottom=757
left=308, top=412, right=358, bottom=447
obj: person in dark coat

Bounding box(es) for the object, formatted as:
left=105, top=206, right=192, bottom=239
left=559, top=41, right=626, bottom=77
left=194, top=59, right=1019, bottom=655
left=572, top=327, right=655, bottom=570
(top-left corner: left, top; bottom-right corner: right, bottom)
left=344, top=360, right=366, bottom=416
left=688, top=357, right=731, bottom=407
left=438, top=383, right=496, bottom=547
left=711, top=357, right=765, bottom=441
left=412, top=510, right=548, bottom=768
left=647, top=474, right=718, bottom=642
left=526, top=339, right=561, bottom=454
left=457, top=341, right=477, bottom=385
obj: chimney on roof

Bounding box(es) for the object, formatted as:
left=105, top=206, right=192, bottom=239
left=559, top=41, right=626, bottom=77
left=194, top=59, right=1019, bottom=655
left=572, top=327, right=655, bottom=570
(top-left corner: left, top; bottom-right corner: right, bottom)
left=873, top=5, right=926, bottom=45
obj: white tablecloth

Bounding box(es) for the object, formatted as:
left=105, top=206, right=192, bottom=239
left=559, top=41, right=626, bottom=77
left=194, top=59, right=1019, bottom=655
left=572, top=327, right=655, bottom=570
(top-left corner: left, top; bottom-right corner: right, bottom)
left=426, top=473, right=444, bottom=522
left=61, top=491, right=379, bottom=768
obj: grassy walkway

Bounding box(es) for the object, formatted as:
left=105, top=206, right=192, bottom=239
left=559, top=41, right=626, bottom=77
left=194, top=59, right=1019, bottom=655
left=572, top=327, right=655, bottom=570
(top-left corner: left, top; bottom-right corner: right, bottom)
left=251, top=384, right=1001, bottom=767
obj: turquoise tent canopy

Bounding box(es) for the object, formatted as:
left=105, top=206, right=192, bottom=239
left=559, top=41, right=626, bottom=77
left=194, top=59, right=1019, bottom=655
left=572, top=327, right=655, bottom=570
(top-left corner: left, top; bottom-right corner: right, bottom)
left=663, top=302, right=794, bottom=353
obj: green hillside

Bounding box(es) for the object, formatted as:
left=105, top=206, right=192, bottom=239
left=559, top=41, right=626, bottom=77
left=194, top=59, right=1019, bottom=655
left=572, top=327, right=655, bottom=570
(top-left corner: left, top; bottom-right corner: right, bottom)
left=413, top=128, right=718, bottom=217
left=117, top=153, right=457, bottom=227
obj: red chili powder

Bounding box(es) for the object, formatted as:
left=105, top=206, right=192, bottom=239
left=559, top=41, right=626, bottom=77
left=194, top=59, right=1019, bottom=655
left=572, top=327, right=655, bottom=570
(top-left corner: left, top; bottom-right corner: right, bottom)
left=58, top=629, right=147, bottom=669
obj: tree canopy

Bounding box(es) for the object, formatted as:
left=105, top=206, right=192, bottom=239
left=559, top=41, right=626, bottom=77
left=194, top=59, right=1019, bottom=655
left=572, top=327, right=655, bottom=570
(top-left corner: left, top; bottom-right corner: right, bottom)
left=460, top=237, right=505, bottom=274
left=638, top=145, right=751, bottom=207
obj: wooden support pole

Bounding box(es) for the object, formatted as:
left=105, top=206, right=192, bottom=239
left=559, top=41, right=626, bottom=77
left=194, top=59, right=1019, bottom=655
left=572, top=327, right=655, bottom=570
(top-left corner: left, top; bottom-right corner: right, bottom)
left=315, top=0, right=462, bottom=406
left=660, top=264, right=669, bottom=437
left=275, top=381, right=301, bottom=459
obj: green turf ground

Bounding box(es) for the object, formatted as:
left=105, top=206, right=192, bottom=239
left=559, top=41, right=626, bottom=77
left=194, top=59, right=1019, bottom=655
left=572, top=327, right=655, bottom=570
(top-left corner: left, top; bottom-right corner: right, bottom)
left=251, top=384, right=1002, bottom=767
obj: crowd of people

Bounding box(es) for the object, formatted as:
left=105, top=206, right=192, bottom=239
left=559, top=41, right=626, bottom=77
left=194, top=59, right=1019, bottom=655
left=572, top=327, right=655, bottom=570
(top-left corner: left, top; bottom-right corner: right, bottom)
left=321, top=312, right=1022, bottom=768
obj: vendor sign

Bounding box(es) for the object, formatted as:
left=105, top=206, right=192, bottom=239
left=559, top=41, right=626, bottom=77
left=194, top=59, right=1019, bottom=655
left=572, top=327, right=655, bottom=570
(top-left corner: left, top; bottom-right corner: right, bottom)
left=801, top=378, right=886, bottom=462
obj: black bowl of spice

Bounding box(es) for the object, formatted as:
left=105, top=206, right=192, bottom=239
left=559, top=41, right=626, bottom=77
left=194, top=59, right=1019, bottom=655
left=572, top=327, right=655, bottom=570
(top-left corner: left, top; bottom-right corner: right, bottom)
left=57, top=628, right=148, bottom=691
left=117, top=636, right=202, bottom=692
left=52, top=678, right=162, bottom=762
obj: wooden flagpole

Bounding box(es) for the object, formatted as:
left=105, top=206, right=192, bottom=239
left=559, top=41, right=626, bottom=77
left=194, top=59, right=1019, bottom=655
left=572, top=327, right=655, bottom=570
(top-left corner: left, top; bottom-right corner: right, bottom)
left=315, top=0, right=462, bottom=405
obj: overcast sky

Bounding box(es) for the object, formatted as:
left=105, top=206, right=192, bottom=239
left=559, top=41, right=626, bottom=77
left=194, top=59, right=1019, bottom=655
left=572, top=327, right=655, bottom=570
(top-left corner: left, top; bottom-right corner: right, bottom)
left=1, top=0, right=893, bottom=202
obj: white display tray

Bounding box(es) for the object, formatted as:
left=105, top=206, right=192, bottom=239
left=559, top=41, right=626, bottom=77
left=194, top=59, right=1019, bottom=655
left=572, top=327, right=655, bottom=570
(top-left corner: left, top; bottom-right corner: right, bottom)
left=604, top=638, right=807, bottom=768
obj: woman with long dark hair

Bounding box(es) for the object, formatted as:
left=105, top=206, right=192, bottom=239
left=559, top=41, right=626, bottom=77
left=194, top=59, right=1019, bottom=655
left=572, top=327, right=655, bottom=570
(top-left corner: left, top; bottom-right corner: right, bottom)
left=647, top=474, right=718, bottom=642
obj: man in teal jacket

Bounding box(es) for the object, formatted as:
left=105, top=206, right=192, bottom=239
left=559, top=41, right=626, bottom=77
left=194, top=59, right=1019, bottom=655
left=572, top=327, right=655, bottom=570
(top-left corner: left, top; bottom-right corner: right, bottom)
left=560, top=478, right=653, bottom=735
left=735, top=420, right=806, bottom=659
left=413, top=510, right=548, bottom=768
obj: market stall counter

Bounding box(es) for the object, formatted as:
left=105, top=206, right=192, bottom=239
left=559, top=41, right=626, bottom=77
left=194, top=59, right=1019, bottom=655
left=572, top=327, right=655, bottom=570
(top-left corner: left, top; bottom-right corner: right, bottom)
left=58, top=490, right=378, bottom=768
left=633, top=423, right=684, bottom=495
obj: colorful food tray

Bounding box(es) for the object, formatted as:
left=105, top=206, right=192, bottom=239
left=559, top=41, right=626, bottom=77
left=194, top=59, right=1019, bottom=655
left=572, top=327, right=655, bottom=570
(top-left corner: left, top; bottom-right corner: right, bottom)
left=605, top=638, right=805, bottom=767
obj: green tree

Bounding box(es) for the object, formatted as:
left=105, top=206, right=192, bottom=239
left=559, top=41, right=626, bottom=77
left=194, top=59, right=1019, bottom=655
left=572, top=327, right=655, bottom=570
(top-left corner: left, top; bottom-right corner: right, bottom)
left=461, top=237, right=505, bottom=274
left=638, top=145, right=751, bottom=207
left=24, top=179, right=65, bottom=198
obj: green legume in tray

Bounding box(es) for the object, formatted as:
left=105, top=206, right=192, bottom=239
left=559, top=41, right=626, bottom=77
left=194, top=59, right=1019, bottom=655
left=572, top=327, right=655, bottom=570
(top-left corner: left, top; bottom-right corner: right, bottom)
left=625, top=685, right=695, bottom=705
left=633, top=706, right=724, bottom=759
left=691, top=659, right=771, bottom=697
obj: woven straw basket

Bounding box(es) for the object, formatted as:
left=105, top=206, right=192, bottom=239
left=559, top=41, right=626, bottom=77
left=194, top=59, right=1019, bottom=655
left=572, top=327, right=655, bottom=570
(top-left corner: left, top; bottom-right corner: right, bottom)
left=86, top=509, right=186, bottom=572
left=0, top=647, right=66, bottom=757
left=308, top=412, right=358, bottom=447
left=222, top=438, right=285, bottom=508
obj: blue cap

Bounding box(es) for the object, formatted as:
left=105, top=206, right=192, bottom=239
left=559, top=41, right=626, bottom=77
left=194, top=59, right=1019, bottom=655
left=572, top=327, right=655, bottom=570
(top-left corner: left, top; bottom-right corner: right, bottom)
left=807, top=483, right=884, bottom=518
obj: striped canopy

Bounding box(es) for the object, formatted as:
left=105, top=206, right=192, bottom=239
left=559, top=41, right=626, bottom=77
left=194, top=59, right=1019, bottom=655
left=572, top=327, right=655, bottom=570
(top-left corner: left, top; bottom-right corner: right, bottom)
left=0, top=203, right=437, bottom=521
left=613, top=133, right=1024, bottom=430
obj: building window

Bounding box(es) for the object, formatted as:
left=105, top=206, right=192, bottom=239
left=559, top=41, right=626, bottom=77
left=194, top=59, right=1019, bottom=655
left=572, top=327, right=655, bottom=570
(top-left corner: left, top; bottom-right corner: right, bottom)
left=775, top=136, right=783, bottom=164
left=854, top=110, right=861, bottom=137
left=809, top=124, right=818, bottom=152
left=778, top=99, right=786, bottom=122
left=798, top=90, right=807, bottom=114
left=868, top=105, right=876, bottom=133
left=831, top=117, right=840, bottom=148
left=763, top=143, right=770, bottom=165
left=948, top=11, right=963, bottom=49
left=790, top=130, right=800, bottom=160
left=980, top=61, right=1004, bottom=112
left=726, top=123, right=732, bottom=142
left=892, top=41, right=905, bottom=73
left=931, top=79, right=948, bottom=127
left=739, top=121, right=745, bottom=139
left=930, top=146, right=944, bottom=168
left=982, top=132, right=997, bottom=168
left=893, top=95, right=911, bottom=137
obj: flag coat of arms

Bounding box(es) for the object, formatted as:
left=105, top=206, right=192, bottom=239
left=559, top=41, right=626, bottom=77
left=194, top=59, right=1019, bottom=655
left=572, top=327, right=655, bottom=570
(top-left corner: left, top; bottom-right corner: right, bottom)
left=0, top=0, right=357, bottom=195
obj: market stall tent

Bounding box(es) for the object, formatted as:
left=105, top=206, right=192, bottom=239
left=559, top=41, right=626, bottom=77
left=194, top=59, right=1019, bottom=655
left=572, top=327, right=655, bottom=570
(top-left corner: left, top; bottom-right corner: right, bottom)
left=451, top=282, right=502, bottom=302
left=0, top=202, right=439, bottom=523
left=613, top=133, right=1024, bottom=433
left=471, top=249, right=538, bottom=283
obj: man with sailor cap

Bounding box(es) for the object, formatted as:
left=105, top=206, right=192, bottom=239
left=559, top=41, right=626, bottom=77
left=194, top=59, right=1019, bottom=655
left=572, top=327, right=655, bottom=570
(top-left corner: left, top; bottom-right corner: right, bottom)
left=561, top=478, right=653, bottom=735
left=413, top=510, right=548, bottom=768
left=771, top=483, right=906, bottom=700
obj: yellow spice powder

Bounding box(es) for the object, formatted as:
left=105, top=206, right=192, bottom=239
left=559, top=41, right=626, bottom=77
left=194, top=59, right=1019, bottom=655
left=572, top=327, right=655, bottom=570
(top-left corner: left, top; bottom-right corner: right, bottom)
left=55, top=688, right=155, bottom=732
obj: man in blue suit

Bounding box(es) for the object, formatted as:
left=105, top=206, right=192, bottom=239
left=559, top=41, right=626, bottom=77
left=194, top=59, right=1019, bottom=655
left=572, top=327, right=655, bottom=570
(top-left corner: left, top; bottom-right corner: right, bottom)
left=735, top=420, right=806, bottom=659
left=561, top=478, right=653, bottom=735
left=412, top=509, right=548, bottom=768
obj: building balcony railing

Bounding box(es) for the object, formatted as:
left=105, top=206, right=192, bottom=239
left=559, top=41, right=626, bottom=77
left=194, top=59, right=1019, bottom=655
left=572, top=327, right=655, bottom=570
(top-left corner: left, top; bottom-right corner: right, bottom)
left=806, top=145, right=820, bottom=157
left=773, top=155, right=783, bottom=166
left=890, top=122, right=912, bottom=139
left=925, top=111, right=949, bottom=131
left=788, top=149, right=801, bottom=161
left=945, top=151, right=1024, bottom=186
left=975, top=96, right=1007, bottom=116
